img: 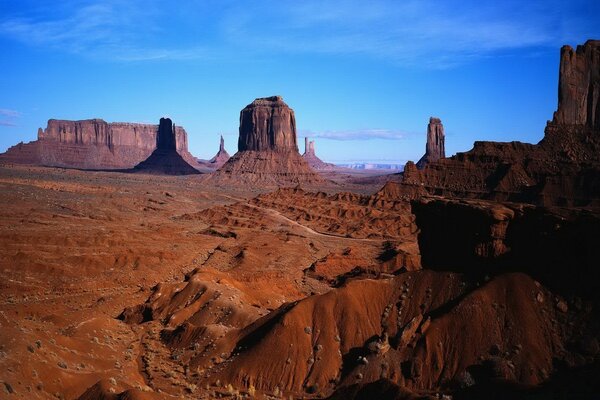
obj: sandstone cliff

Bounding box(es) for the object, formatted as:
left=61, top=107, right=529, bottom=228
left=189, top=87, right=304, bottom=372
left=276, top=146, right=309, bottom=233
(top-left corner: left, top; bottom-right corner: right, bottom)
left=238, top=96, right=298, bottom=152
left=0, top=118, right=198, bottom=170
left=399, top=40, right=600, bottom=207
left=552, top=40, right=600, bottom=128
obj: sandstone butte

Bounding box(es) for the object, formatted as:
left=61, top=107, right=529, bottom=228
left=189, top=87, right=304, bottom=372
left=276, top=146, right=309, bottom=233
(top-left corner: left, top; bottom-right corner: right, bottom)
left=209, top=95, right=326, bottom=186
left=0, top=118, right=198, bottom=170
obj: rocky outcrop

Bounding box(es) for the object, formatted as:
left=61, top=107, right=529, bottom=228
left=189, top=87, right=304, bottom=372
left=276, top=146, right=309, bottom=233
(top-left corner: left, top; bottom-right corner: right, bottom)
left=0, top=118, right=198, bottom=169
left=411, top=196, right=600, bottom=299
left=416, top=117, right=445, bottom=169
left=207, top=135, right=231, bottom=168
left=133, top=118, right=200, bottom=175
left=209, top=96, right=326, bottom=186
left=552, top=40, right=600, bottom=128
left=238, top=96, right=298, bottom=152
left=398, top=40, right=600, bottom=207
left=302, top=137, right=336, bottom=170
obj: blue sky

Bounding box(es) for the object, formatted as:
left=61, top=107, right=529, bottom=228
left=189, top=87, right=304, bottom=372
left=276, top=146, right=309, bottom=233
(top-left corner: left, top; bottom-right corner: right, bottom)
left=1, top=1, right=599, bottom=163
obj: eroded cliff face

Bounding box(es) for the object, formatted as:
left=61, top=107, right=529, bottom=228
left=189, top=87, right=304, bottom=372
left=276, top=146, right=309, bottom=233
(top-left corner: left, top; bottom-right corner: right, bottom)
left=400, top=40, right=600, bottom=207
left=0, top=118, right=197, bottom=169
left=552, top=40, right=600, bottom=128
left=238, top=96, right=298, bottom=152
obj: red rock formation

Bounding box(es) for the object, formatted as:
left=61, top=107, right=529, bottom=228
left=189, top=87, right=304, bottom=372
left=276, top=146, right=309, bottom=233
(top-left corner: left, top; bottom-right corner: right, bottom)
left=133, top=118, right=200, bottom=175
left=415, top=117, right=445, bottom=169
left=209, top=96, right=326, bottom=186
left=552, top=40, right=600, bottom=128
left=238, top=96, right=298, bottom=152
left=0, top=118, right=198, bottom=169
left=303, top=137, right=337, bottom=170
left=207, top=135, right=231, bottom=168
left=399, top=40, right=600, bottom=207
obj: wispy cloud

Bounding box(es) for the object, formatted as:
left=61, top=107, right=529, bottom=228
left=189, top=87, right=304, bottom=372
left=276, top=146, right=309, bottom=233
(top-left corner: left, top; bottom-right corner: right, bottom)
left=0, top=108, right=21, bottom=127
left=0, top=0, right=598, bottom=67
left=301, top=129, right=409, bottom=141
left=0, top=109, right=21, bottom=118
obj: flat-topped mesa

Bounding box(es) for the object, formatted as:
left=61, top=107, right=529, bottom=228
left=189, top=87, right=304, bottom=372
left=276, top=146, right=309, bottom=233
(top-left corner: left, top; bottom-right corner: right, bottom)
left=416, top=117, right=445, bottom=169
left=0, top=118, right=197, bottom=169
left=552, top=40, right=600, bottom=129
left=238, top=96, right=298, bottom=152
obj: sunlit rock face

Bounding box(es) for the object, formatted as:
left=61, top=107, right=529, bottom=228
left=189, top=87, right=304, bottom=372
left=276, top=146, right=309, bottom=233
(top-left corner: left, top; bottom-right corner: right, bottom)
left=238, top=96, right=298, bottom=152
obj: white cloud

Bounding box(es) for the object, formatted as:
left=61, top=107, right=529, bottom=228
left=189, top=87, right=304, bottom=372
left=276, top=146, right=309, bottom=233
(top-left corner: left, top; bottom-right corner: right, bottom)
left=301, top=128, right=409, bottom=141
left=0, top=108, right=21, bottom=126
left=0, top=0, right=598, bottom=67
left=0, top=109, right=21, bottom=118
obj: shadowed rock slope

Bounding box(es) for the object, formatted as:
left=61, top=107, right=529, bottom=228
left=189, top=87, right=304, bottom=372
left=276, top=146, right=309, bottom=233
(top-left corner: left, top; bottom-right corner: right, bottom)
left=133, top=118, right=200, bottom=175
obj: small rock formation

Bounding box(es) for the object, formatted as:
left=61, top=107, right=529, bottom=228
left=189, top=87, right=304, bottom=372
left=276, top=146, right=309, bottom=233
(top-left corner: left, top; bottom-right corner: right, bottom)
left=133, top=118, right=200, bottom=175
left=302, top=137, right=336, bottom=170
left=399, top=40, right=600, bottom=207
left=0, top=118, right=198, bottom=169
left=208, top=135, right=231, bottom=168
left=210, top=96, right=325, bottom=186
left=416, top=117, right=445, bottom=169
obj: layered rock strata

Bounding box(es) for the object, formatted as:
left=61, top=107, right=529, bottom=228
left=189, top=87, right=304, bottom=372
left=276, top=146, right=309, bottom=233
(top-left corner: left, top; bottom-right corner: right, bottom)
left=210, top=96, right=325, bottom=186
left=0, top=118, right=198, bottom=169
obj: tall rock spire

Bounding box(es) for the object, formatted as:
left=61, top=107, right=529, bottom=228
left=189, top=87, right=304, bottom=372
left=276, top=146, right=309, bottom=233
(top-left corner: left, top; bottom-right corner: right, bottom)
left=552, top=40, right=600, bottom=129
left=416, top=117, right=445, bottom=169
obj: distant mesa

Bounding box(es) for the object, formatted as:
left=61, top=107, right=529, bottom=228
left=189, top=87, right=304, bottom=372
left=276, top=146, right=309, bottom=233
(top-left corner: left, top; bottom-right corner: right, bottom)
left=416, top=117, right=445, bottom=169
left=398, top=39, right=600, bottom=207
left=302, top=137, right=336, bottom=170
left=0, top=118, right=198, bottom=170
left=197, top=135, right=230, bottom=169
left=133, top=117, right=200, bottom=175
left=209, top=96, right=326, bottom=186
